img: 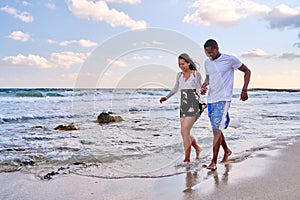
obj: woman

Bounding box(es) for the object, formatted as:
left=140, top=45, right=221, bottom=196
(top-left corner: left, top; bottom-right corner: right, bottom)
left=160, top=53, right=205, bottom=163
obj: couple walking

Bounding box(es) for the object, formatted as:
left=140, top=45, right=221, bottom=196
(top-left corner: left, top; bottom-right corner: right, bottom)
left=160, top=39, right=251, bottom=170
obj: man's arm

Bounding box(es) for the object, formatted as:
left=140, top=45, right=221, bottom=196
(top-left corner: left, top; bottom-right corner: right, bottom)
left=201, top=75, right=209, bottom=95
left=238, top=64, right=251, bottom=101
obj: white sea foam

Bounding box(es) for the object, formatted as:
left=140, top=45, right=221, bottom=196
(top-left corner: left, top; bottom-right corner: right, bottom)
left=0, top=88, right=299, bottom=177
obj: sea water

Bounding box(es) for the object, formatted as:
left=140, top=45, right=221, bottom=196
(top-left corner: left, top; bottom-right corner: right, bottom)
left=0, top=88, right=299, bottom=179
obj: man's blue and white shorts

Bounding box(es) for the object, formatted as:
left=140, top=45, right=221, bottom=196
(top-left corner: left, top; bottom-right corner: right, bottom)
left=207, top=101, right=231, bottom=130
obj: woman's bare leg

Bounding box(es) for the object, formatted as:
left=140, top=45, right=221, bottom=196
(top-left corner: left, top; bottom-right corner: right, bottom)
left=180, top=117, right=198, bottom=162
left=191, top=135, right=201, bottom=159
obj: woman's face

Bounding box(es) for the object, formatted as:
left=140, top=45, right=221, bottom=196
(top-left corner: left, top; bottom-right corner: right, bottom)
left=178, top=58, right=190, bottom=72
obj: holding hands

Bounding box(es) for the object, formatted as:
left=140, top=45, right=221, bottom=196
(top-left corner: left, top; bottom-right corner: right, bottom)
left=201, top=84, right=207, bottom=95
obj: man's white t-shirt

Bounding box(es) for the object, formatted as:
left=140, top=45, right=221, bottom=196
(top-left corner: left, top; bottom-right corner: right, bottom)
left=205, top=54, right=242, bottom=103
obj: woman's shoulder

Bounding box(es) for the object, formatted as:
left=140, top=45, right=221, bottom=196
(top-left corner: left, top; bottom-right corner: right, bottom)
left=176, top=71, right=182, bottom=78
left=192, top=70, right=201, bottom=76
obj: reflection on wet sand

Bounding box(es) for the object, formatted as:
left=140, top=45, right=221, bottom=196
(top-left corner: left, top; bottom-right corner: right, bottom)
left=183, top=171, right=201, bottom=192
left=183, top=163, right=232, bottom=194
left=208, top=163, right=231, bottom=187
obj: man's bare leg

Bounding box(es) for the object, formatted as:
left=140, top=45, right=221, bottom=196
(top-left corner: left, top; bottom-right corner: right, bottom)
left=220, top=132, right=232, bottom=163
left=207, top=129, right=222, bottom=170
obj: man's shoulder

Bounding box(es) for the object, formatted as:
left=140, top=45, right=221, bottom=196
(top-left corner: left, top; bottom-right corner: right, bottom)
left=219, top=53, right=236, bottom=60
left=204, top=58, right=213, bottom=66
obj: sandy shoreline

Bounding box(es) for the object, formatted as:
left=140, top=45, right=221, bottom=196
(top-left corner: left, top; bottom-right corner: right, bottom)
left=1, top=141, right=300, bottom=200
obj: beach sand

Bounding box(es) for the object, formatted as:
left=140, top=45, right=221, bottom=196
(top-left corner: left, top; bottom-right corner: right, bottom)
left=1, top=142, right=300, bottom=200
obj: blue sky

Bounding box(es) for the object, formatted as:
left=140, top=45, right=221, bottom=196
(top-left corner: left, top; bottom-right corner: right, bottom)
left=0, top=0, right=299, bottom=88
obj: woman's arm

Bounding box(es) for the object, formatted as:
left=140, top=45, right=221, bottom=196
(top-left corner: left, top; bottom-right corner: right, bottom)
left=201, top=75, right=209, bottom=95
left=160, top=72, right=181, bottom=103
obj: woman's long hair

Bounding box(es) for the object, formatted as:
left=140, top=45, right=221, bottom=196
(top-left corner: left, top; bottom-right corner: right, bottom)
left=178, top=53, right=197, bottom=70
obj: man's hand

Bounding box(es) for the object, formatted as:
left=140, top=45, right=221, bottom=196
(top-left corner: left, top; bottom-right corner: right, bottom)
left=240, top=90, right=248, bottom=101
left=160, top=97, right=167, bottom=104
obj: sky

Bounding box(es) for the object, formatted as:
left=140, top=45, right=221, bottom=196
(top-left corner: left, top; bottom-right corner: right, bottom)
left=0, top=0, right=299, bottom=89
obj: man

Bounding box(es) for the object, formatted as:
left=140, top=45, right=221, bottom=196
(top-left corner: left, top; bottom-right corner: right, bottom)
left=201, top=39, right=251, bottom=170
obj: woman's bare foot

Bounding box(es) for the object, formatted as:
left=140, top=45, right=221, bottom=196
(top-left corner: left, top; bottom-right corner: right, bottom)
left=206, top=162, right=217, bottom=171
left=220, top=149, right=232, bottom=163
left=196, top=148, right=201, bottom=159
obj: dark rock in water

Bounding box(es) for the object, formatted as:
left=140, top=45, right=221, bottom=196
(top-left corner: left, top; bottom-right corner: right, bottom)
left=58, top=166, right=69, bottom=171
left=97, top=112, right=124, bottom=123
left=31, top=125, right=44, bottom=129
left=14, top=148, right=26, bottom=152
left=73, top=162, right=84, bottom=165
left=153, top=134, right=160, bottom=137
left=43, top=171, right=59, bottom=180
left=20, top=160, right=35, bottom=166
left=54, top=124, right=78, bottom=131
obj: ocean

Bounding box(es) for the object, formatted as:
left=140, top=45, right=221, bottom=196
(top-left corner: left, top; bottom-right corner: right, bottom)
left=0, top=88, right=299, bottom=179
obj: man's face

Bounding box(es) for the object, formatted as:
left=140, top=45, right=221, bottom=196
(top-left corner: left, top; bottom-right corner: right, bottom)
left=204, top=46, right=219, bottom=60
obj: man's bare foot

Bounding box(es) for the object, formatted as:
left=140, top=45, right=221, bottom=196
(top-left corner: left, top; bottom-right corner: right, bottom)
left=183, top=159, right=190, bottom=163
left=196, top=148, right=201, bottom=159
left=220, top=149, right=232, bottom=163
left=206, top=163, right=217, bottom=171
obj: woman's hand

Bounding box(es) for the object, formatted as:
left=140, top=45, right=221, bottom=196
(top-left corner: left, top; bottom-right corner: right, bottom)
left=160, top=97, right=167, bottom=104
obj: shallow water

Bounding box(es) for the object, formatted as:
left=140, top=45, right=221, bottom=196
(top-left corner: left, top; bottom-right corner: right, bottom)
left=0, top=88, right=299, bottom=179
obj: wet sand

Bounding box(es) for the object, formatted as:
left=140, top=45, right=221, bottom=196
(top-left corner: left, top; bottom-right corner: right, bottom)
left=0, top=142, right=299, bottom=200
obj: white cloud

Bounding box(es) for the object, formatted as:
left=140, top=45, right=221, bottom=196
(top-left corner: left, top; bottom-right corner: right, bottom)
left=59, top=39, right=98, bottom=47
left=0, top=5, right=34, bottom=23
left=241, top=48, right=271, bottom=58
left=3, top=54, right=51, bottom=68
left=48, top=39, right=98, bottom=47
left=77, top=39, right=98, bottom=47
left=106, top=58, right=127, bottom=67
left=265, top=4, right=300, bottom=29
left=22, top=1, right=30, bottom=6
left=184, top=1, right=300, bottom=48
left=184, top=1, right=300, bottom=43
left=2, top=52, right=90, bottom=69
left=132, top=54, right=150, bottom=60
left=50, top=51, right=90, bottom=68
left=8, top=31, right=31, bottom=42
left=152, top=40, right=164, bottom=46
left=184, top=0, right=270, bottom=26
left=67, top=0, right=147, bottom=29
left=60, top=73, right=78, bottom=81
left=47, top=39, right=56, bottom=44
left=278, top=53, right=300, bottom=60
left=104, top=0, right=141, bottom=4
left=46, top=3, right=56, bottom=9
left=132, top=40, right=164, bottom=47
left=264, top=5, right=300, bottom=46
left=241, top=48, right=300, bottom=60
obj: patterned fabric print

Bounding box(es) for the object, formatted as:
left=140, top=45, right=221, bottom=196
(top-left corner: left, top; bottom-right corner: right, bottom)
left=207, top=101, right=230, bottom=130
left=180, top=89, right=200, bottom=120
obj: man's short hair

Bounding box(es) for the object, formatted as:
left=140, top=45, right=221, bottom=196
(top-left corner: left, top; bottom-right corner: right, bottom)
left=204, top=39, right=218, bottom=48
